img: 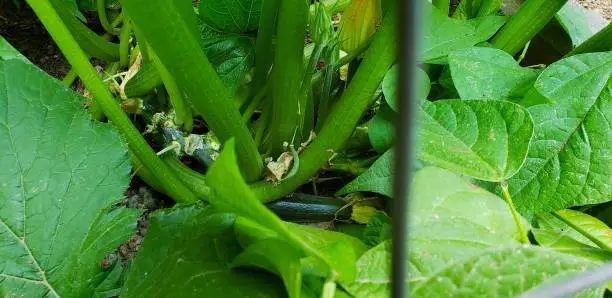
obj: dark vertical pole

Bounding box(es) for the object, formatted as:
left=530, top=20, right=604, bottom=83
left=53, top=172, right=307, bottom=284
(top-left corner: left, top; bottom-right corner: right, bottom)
left=392, top=0, right=421, bottom=297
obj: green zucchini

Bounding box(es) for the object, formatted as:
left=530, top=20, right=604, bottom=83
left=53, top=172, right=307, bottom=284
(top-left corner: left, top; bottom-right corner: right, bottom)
left=266, top=193, right=352, bottom=223
left=124, top=62, right=163, bottom=98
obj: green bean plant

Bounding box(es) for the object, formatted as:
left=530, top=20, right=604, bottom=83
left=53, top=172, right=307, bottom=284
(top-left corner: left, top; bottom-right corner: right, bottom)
left=0, top=0, right=611, bottom=296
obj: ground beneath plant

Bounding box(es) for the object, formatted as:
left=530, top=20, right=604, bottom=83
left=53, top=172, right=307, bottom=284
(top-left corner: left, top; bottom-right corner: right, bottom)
left=576, top=0, right=612, bottom=21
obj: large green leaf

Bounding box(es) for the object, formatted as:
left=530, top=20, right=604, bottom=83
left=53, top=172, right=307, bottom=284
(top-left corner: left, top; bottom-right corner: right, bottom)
left=344, top=167, right=525, bottom=296
left=232, top=222, right=305, bottom=298
left=448, top=47, right=540, bottom=101
left=336, top=149, right=394, bottom=197
left=532, top=229, right=612, bottom=263
left=232, top=216, right=367, bottom=298
left=0, top=59, right=138, bottom=296
left=344, top=168, right=603, bottom=297
left=121, top=205, right=285, bottom=297
left=381, top=65, right=430, bottom=112
left=417, top=100, right=534, bottom=181
left=411, top=246, right=602, bottom=297
left=343, top=241, right=392, bottom=297
left=537, top=209, right=612, bottom=250
left=508, top=52, right=612, bottom=215
left=0, top=37, right=28, bottom=62
left=198, top=0, right=261, bottom=33
left=407, top=167, right=526, bottom=270
left=421, top=2, right=506, bottom=64
left=206, top=139, right=359, bottom=287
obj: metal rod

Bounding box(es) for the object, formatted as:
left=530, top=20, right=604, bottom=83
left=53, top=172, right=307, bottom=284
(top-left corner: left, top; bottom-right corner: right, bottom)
left=518, top=262, right=612, bottom=298
left=392, top=0, right=422, bottom=297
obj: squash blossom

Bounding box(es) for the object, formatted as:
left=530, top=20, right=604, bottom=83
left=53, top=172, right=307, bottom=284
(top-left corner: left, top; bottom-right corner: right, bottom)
left=338, top=0, right=382, bottom=54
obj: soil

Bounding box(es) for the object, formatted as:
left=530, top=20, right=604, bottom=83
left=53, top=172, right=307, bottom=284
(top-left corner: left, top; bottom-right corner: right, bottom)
left=0, top=2, right=70, bottom=78
left=576, top=0, right=612, bottom=21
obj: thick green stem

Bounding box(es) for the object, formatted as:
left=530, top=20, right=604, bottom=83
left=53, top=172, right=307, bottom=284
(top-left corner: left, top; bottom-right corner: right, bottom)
left=500, top=182, right=530, bottom=244
left=552, top=212, right=612, bottom=252
left=490, top=0, right=567, bottom=55
left=119, top=19, right=132, bottom=68
left=27, top=0, right=197, bottom=203
left=123, top=0, right=263, bottom=181
left=243, top=82, right=270, bottom=123
left=130, top=153, right=210, bottom=199
left=62, top=68, right=78, bottom=86
left=252, top=11, right=397, bottom=203
left=162, top=156, right=210, bottom=198
left=96, top=0, right=114, bottom=34
left=566, top=23, right=612, bottom=57
left=252, top=0, right=280, bottom=96
left=269, top=0, right=309, bottom=155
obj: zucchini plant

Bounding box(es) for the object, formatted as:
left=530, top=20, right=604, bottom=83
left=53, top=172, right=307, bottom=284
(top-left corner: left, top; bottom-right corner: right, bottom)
left=0, top=0, right=611, bottom=297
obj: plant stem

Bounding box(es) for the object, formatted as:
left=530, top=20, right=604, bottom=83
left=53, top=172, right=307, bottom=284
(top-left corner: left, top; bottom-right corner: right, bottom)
left=565, top=23, right=612, bottom=57
left=62, top=68, right=78, bottom=86
left=517, top=40, right=531, bottom=64
left=552, top=212, right=612, bottom=252
left=500, top=182, right=530, bottom=244
left=110, top=13, right=124, bottom=28
left=311, top=42, right=368, bottom=87
left=243, top=82, right=270, bottom=123
left=162, top=156, right=210, bottom=198
left=252, top=0, right=279, bottom=96
left=96, top=0, right=114, bottom=34
left=123, top=0, right=263, bottom=181
left=251, top=10, right=397, bottom=203
left=490, top=0, right=567, bottom=55
left=269, top=0, right=309, bottom=155
left=27, top=0, right=197, bottom=203
left=119, top=19, right=132, bottom=68
left=321, top=278, right=336, bottom=298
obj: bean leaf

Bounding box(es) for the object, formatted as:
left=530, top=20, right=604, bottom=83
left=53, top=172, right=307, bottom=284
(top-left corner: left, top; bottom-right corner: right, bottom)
left=0, top=59, right=139, bottom=296
left=421, top=2, right=507, bottom=64
left=448, top=47, right=540, bottom=101
left=508, top=52, right=612, bottom=215
left=418, top=99, right=534, bottom=181
left=344, top=167, right=603, bottom=297
left=411, top=246, right=602, bottom=297
left=382, top=65, right=430, bottom=112
left=368, top=103, right=395, bottom=153
left=537, top=209, right=612, bottom=251
left=336, top=149, right=394, bottom=197
left=343, top=167, right=526, bottom=296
